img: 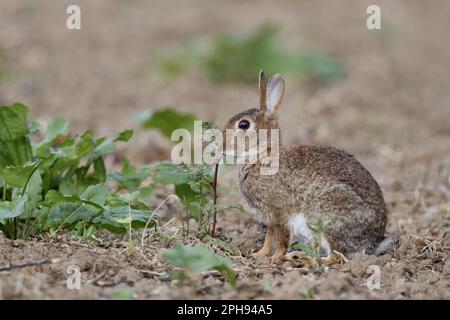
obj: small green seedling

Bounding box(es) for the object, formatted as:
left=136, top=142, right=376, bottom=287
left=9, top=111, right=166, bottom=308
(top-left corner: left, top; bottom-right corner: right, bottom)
left=299, top=286, right=314, bottom=299
left=307, top=218, right=331, bottom=260
left=291, top=217, right=331, bottom=267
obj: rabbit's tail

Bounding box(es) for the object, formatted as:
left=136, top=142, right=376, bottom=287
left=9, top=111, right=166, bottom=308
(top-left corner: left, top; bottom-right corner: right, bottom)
left=374, top=235, right=394, bottom=256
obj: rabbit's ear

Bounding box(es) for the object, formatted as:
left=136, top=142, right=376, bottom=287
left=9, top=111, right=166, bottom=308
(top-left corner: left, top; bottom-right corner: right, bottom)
left=259, top=70, right=268, bottom=110
left=266, top=74, right=285, bottom=115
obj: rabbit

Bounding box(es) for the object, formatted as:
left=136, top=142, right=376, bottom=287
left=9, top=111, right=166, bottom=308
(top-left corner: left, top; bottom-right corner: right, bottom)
left=222, top=71, right=389, bottom=264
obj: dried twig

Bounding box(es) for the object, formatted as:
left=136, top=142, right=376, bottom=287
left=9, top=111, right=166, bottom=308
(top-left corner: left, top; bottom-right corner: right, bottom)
left=0, top=258, right=60, bottom=272
left=87, top=271, right=107, bottom=285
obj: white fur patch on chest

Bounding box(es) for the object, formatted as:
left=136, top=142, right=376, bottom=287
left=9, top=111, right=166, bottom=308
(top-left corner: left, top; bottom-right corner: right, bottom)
left=288, top=214, right=331, bottom=257
left=288, top=214, right=315, bottom=243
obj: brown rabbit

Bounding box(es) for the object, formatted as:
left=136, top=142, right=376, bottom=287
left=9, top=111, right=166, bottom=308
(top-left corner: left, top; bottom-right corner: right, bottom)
left=223, top=71, right=390, bottom=264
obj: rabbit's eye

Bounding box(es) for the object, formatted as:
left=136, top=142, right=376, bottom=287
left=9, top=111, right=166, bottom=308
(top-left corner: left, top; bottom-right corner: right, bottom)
left=238, top=119, right=250, bottom=130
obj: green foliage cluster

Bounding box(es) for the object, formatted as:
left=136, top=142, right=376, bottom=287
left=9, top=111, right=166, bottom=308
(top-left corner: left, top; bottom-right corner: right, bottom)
left=159, top=25, right=346, bottom=85
left=0, top=103, right=156, bottom=239
left=164, top=244, right=236, bottom=286
left=0, top=103, right=238, bottom=285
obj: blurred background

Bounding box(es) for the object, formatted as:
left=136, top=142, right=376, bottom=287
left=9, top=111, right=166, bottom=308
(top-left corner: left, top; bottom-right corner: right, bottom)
left=1, top=0, right=450, bottom=206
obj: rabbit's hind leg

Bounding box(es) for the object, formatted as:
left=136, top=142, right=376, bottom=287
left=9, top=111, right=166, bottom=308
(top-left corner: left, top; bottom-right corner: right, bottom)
left=269, top=225, right=290, bottom=264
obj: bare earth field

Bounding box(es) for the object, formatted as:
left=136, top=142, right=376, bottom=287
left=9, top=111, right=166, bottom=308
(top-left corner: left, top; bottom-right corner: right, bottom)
left=0, top=0, right=450, bottom=299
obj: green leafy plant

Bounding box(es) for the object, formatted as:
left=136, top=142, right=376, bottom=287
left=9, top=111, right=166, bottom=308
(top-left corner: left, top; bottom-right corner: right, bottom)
left=152, top=163, right=212, bottom=232
left=150, top=160, right=240, bottom=237
left=139, top=109, right=240, bottom=238
left=164, top=244, right=237, bottom=286
left=138, top=107, right=197, bottom=139
left=158, top=25, right=346, bottom=85
left=0, top=103, right=33, bottom=166
left=0, top=103, right=157, bottom=240
left=108, top=158, right=154, bottom=201
left=111, top=285, right=135, bottom=300
left=291, top=242, right=315, bottom=257
left=299, top=286, right=314, bottom=299
left=307, top=218, right=331, bottom=259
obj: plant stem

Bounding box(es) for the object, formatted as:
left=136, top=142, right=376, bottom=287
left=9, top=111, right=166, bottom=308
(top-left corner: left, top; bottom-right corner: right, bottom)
left=198, top=184, right=203, bottom=232
left=2, top=183, right=6, bottom=201
left=210, top=164, right=219, bottom=237
left=127, top=201, right=134, bottom=252
left=140, top=194, right=178, bottom=249
left=13, top=217, right=18, bottom=240
left=316, top=228, right=322, bottom=266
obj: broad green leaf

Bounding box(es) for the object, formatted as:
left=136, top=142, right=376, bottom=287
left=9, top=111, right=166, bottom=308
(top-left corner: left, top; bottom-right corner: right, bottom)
left=43, top=190, right=103, bottom=228
left=117, top=130, right=133, bottom=142
left=0, top=202, right=10, bottom=223
left=35, top=117, right=69, bottom=156
left=108, top=158, right=151, bottom=191
left=291, top=243, right=314, bottom=257
left=25, top=168, right=43, bottom=204
left=55, top=132, right=94, bottom=165
left=164, top=244, right=236, bottom=286
left=45, top=201, right=80, bottom=225
left=46, top=202, right=98, bottom=227
left=98, top=205, right=156, bottom=232
left=107, top=206, right=155, bottom=224
left=164, top=244, right=229, bottom=272
left=136, top=185, right=154, bottom=200
left=11, top=197, right=27, bottom=219
left=0, top=196, right=27, bottom=223
left=44, top=190, right=80, bottom=206
left=92, top=130, right=134, bottom=160
left=91, top=157, right=107, bottom=183
left=92, top=138, right=116, bottom=159
left=111, top=286, right=134, bottom=300
left=154, top=165, right=190, bottom=185
left=66, top=205, right=101, bottom=225
left=0, top=137, right=32, bottom=166
left=80, top=184, right=109, bottom=205
left=119, top=191, right=140, bottom=203
left=0, top=103, right=29, bottom=140
left=141, top=107, right=197, bottom=138
left=1, top=162, right=37, bottom=188
left=0, top=104, right=33, bottom=166
left=74, top=131, right=96, bottom=158
left=175, top=183, right=201, bottom=217
left=58, top=176, right=77, bottom=196
left=47, top=117, right=69, bottom=140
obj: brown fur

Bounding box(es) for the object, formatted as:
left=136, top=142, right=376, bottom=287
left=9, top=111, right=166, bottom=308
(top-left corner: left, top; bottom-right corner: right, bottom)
left=223, top=72, right=387, bottom=263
